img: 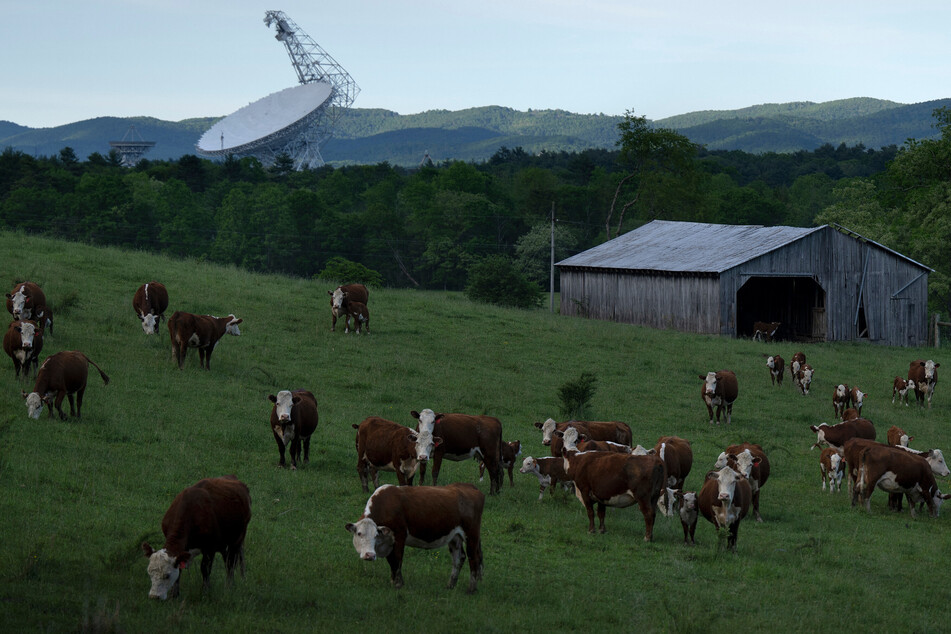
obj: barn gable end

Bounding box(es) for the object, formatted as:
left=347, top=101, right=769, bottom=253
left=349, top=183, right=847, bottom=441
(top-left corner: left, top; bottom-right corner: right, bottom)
left=557, top=221, right=930, bottom=346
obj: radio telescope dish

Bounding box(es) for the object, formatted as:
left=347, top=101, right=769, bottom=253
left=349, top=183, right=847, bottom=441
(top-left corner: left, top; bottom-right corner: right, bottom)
left=195, top=10, right=359, bottom=170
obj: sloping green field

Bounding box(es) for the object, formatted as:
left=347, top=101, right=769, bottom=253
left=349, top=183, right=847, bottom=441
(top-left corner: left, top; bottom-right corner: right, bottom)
left=0, top=232, right=948, bottom=632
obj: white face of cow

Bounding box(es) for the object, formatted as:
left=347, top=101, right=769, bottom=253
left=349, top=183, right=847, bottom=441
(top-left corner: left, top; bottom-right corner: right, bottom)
left=412, top=429, right=438, bottom=462
left=139, top=311, right=159, bottom=334
left=415, top=408, right=436, bottom=434
left=678, top=491, right=698, bottom=513
left=835, top=384, right=847, bottom=399
left=346, top=517, right=394, bottom=561
left=225, top=315, right=242, bottom=336
left=800, top=368, right=814, bottom=393
left=711, top=465, right=741, bottom=503
left=331, top=288, right=346, bottom=311
left=519, top=456, right=538, bottom=474
left=24, top=391, right=43, bottom=419
left=632, top=444, right=652, bottom=456
left=15, top=322, right=37, bottom=349
left=829, top=452, right=843, bottom=474
left=703, top=372, right=718, bottom=397
left=540, top=418, right=557, bottom=445
left=766, top=356, right=776, bottom=370
left=9, top=287, right=28, bottom=319
left=925, top=360, right=939, bottom=381
left=271, top=391, right=299, bottom=444
left=925, top=449, right=951, bottom=477
left=144, top=547, right=195, bottom=600
left=561, top=427, right=580, bottom=451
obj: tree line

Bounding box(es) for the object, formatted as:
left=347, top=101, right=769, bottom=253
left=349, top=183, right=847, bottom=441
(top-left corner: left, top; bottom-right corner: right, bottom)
left=1, top=109, right=947, bottom=312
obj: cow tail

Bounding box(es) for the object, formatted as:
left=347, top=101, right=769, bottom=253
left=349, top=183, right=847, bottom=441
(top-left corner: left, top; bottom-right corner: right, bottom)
left=83, top=354, right=111, bottom=386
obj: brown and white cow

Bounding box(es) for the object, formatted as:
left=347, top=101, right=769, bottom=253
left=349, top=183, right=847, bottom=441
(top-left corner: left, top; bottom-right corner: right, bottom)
left=268, top=389, right=319, bottom=470
left=411, top=410, right=504, bottom=494
left=699, top=370, right=738, bottom=425
left=765, top=354, right=784, bottom=386
left=886, top=425, right=913, bottom=447
left=561, top=448, right=665, bottom=540
left=353, top=416, right=440, bottom=490
left=328, top=283, right=369, bottom=333
left=6, top=282, right=47, bottom=322
left=752, top=321, right=781, bottom=342
left=346, top=483, right=484, bottom=593
left=714, top=443, right=770, bottom=522
left=142, top=475, right=251, bottom=600
left=345, top=301, right=370, bottom=334
left=853, top=443, right=950, bottom=517
left=22, top=350, right=109, bottom=420
left=698, top=465, right=753, bottom=552
left=833, top=384, right=850, bottom=420
left=132, top=281, right=169, bottom=335
left=810, top=418, right=876, bottom=450
left=3, top=319, right=43, bottom=379
left=556, top=427, right=631, bottom=455
left=845, top=438, right=950, bottom=507
left=841, top=408, right=860, bottom=421
left=892, top=376, right=915, bottom=406
left=534, top=417, right=633, bottom=456
left=480, top=440, right=520, bottom=487
left=655, top=436, right=693, bottom=491
left=519, top=455, right=572, bottom=500
left=673, top=490, right=699, bottom=545
left=167, top=311, right=242, bottom=370
left=908, top=359, right=940, bottom=408
left=796, top=363, right=814, bottom=395
left=820, top=447, right=845, bottom=492
left=790, top=351, right=806, bottom=390
left=849, top=386, right=866, bottom=416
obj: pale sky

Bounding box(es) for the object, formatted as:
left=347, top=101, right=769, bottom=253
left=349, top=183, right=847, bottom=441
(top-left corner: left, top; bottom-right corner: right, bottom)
left=2, top=1, right=948, bottom=129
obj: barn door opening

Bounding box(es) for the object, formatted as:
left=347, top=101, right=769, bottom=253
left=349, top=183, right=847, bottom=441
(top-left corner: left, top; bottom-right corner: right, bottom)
left=736, top=276, right=826, bottom=341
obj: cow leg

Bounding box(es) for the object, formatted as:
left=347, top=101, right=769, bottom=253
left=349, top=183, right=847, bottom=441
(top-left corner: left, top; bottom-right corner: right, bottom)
left=752, top=489, right=763, bottom=522
left=597, top=502, right=607, bottom=533
left=705, top=401, right=715, bottom=425
left=54, top=391, right=69, bottom=420
left=200, top=552, right=214, bottom=590
left=75, top=388, right=85, bottom=418
left=726, top=403, right=733, bottom=425
left=478, top=462, right=485, bottom=482
left=447, top=535, right=466, bottom=590
left=583, top=500, right=597, bottom=533
left=466, top=534, right=483, bottom=594
left=385, top=544, right=405, bottom=589
left=289, top=438, right=301, bottom=470
left=356, top=459, right=369, bottom=491
left=275, top=435, right=287, bottom=468
left=430, top=456, right=442, bottom=486
left=507, top=465, right=514, bottom=487
left=418, top=461, right=427, bottom=485
left=728, top=521, right=740, bottom=552
left=370, top=467, right=380, bottom=490
left=302, top=435, right=311, bottom=464
left=638, top=497, right=656, bottom=542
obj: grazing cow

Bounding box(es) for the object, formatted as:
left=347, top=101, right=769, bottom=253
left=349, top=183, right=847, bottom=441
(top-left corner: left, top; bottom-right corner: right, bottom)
left=849, top=386, right=866, bottom=415
left=673, top=490, right=699, bottom=545
left=796, top=363, right=814, bottom=395
left=820, top=447, right=845, bottom=492
left=5, top=282, right=47, bottom=321
left=908, top=359, right=940, bottom=408
left=752, top=321, right=781, bottom=342
left=765, top=354, right=784, bottom=386
left=480, top=440, right=520, bottom=487
left=810, top=418, right=876, bottom=450
left=698, top=465, right=753, bottom=552
left=853, top=444, right=950, bottom=517
left=714, top=443, right=770, bottom=522
left=345, top=301, right=370, bottom=334
left=167, top=311, right=242, bottom=370
left=699, top=370, right=738, bottom=425
left=132, top=282, right=169, bottom=335
left=534, top=417, right=633, bottom=457
left=519, top=455, right=573, bottom=500
left=328, top=283, right=369, bottom=333
left=556, top=427, right=631, bottom=454
left=561, top=448, right=665, bottom=540
left=412, top=411, right=504, bottom=494
left=22, top=351, right=109, bottom=420
left=833, top=384, right=850, bottom=420
left=346, top=483, right=484, bottom=593
left=3, top=319, right=42, bottom=379
left=268, top=389, right=319, bottom=470
left=892, top=376, right=915, bottom=406
left=791, top=352, right=806, bottom=389
left=887, top=425, right=913, bottom=447
left=353, top=416, right=441, bottom=490
left=141, top=475, right=251, bottom=600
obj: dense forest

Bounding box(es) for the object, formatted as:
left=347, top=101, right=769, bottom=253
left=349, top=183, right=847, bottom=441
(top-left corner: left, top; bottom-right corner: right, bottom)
left=1, top=107, right=950, bottom=313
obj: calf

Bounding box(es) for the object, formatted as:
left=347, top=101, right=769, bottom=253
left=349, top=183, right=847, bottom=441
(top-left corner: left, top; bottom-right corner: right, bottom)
left=820, top=447, right=845, bottom=492
left=562, top=448, right=665, bottom=540
left=345, top=301, right=370, bottom=334
left=849, top=386, right=865, bottom=416
left=328, top=283, right=369, bottom=332
left=698, top=465, right=753, bottom=552
left=346, top=483, right=484, bottom=593
left=268, top=389, right=319, bottom=470
left=534, top=417, right=633, bottom=456
left=790, top=351, right=806, bottom=385
left=673, top=490, right=699, bottom=545
left=22, top=350, right=109, bottom=420
left=810, top=418, right=877, bottom=450
left=886, top=425, right=913, bottom=447
left=714, top=443, right=770, bottom=522
left=353, top=416, right=440, bottom=490
left=3, top=319, right=43, bottom=379
left=142, top=475, right=251, bottom=600
left=908, top=359, right=939, bottom=408
left=519, top=455, right=573, bottom=500
left=412, top=411, right=504, bottom=494
left=832, top=384, right=850, bottom=420
left=480, top=440, right=520, bottom=487
left=796, top=363, right=814, bottom=395
left=841, top=408, right=860, bottom=421
left=133, top=281, right=169, bottom=335
left=699, top=370, right=738, bottom=425
left=168, top=311, right=242, bottom=370
left=854, top=444, right=950, bottom=517
left=765, top=354, right=784, bottom=386
left=752, top=321, right=781, bottom=342
left=892, top=376, right=915, bottom=405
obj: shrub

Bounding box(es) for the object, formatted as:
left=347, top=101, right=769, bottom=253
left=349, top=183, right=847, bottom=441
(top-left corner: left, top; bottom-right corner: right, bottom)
left=316, top=257, right=384, bottom=287
left=558, top=371, right=598, bottom=419
left=464, top=254, right=543, bottom=309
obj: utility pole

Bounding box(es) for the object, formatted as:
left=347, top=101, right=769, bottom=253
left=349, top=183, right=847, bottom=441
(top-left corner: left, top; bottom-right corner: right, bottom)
left=550, top=201, right=555, bottom=313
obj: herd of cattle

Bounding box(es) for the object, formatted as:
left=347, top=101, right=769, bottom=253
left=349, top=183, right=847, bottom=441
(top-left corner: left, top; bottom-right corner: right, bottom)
left=5, top=278, right=947, bottom=599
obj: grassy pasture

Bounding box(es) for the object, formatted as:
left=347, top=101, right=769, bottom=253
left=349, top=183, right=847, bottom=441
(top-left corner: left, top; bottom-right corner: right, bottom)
left=1, top=232, right=950, bottom=632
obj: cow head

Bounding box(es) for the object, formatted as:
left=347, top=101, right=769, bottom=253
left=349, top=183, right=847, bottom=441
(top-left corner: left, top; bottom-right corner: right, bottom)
left=809, top=424, right=829, bottom=449
left=708, top=465, right=744, bottom=503
left=715, top=449, right=760, bottom=479
left=269, top=391, right=301, bottom=443
left=675, top=490, right=698, bottom=514
left=411, top=408, right=437, bottom=434
left=766, top=356, right=777, bottom=370
left=535, top=417, right=558, bottom=446
left=346, top=517, right=395, bottom=561
left=828, top=451, right=843, bottom=475
left=700, top=372, right=718, bottom=397
left=13, top=321, right=38, bottom=349
left=141, top=543, right=199, bottom=600
left=835, top=384, right=848, bottom=400
left=555, top=427, right=581, bottom=452
left=7, top=286, right=30, bottom=320
left=852, top=388, right=865, bottom=406
left=22, top=390, right=45, bottom=419
left=924, top=360, right=940, bottom=381
left=225, top=315, right=242, bottom=336
left=632, top=444, right=655, bottom=455
left=924, top=449, right=951, bottom=477
left=330, top=288, right=347, bottom=312
left=519, top=456, right=539, bottom=474
left=138, top=310, right=160, bottom=335
left=410, top=429, right=441, bottom=462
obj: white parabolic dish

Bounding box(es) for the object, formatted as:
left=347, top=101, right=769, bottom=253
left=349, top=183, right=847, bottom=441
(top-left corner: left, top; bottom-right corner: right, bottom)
left=196, top=82, right=333, bottom=153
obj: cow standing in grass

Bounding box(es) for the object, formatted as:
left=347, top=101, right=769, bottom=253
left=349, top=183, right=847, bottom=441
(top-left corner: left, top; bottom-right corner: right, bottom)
left=700, top=370, right=738, bottom=425
left=22, top=350, right=109, bottom=420
left=133, top=281, right=169, bottom=335
left=3, top=319, right=42, bottom=379
left=268, top=389, right=319, bottom=470
left=328, top=284, right=369, bottom=333
left=168, top=311, right=242, bottom=370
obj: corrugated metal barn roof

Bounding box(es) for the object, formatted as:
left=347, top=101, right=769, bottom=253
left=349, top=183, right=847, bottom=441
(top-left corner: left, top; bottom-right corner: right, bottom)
left=557, top=220, right=823, bottom=273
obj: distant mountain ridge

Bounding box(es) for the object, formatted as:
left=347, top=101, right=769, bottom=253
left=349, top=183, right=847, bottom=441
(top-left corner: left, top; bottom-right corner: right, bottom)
left=2, top=97, right=948, bottom=166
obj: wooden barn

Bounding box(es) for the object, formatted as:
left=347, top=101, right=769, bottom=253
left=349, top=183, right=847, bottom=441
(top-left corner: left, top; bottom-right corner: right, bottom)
left=556, top=220, right=931, bottom=346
